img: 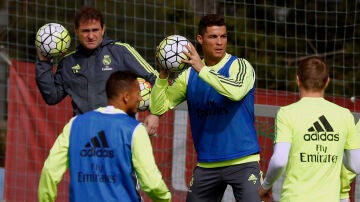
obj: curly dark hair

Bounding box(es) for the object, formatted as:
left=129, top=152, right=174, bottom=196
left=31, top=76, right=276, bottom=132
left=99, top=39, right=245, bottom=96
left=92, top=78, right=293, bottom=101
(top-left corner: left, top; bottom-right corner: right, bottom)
left=74, top=6, right=104, bottom=29
left=198, top=14, right=226, bottom=35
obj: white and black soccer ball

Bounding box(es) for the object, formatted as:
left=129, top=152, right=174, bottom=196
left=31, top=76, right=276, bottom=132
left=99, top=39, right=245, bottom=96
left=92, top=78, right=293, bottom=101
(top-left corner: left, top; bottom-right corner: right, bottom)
left=35, top=23, right=71, bottom=58
left=137, top=78, right=152, bottom=111
left=157, top=35, right=190, bottom=72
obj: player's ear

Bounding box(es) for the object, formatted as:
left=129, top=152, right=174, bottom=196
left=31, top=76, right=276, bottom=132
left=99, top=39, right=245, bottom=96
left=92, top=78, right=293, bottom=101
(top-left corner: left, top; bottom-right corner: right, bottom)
left=101, top=24, right=106, bottom=36
left=296, top=75, right=301, bottom=87
left=196, top=35, right=203, bottom=45
left=324, top=76, right=330, bottom=89
left=123, top=91, right=131, bottom=104
left=74, top=26, right=80, bottom=37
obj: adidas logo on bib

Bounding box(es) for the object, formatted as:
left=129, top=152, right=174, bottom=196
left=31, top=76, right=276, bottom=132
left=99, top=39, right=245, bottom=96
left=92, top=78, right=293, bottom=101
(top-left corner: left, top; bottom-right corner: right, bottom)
left=80, top=130, right=114, bottom=158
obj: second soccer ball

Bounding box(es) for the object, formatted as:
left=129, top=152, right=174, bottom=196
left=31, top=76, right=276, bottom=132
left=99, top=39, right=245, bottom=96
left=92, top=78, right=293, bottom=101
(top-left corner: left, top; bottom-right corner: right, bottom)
left=137, top=78, right=152, bottom=111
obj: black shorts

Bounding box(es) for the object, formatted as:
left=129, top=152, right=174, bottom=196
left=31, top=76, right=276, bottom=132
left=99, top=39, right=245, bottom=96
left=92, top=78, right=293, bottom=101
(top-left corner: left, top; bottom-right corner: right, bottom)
left=186, top=161, right=262, bottom=202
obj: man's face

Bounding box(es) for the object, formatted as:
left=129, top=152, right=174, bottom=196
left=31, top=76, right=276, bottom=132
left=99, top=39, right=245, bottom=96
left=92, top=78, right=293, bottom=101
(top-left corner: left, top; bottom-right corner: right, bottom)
left=197, top=25, right=227, bottom=66
left=75, top=19, right=105, bottom=51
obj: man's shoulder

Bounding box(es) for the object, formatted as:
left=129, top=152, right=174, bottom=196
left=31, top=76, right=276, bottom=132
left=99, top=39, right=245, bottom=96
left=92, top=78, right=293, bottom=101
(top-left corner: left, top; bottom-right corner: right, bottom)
left=102, top=36, right=115, bottom=43
left=225, top=54, right=253, bottom=71
left=61, top=50, right=77, bottom=59
left=226, top=53, right=247, bottom=61
left=101, top=36, right=128, bottom=47
left=112, top=41, right=133, bottom=49
left=99, top=40, right=134, bottom=55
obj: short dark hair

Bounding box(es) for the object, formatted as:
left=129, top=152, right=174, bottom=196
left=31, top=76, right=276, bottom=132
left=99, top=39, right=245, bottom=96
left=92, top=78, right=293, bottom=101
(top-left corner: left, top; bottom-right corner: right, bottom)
left=198, top=14, right=226, bottom=36
left=74, top=6, right=104, bottom=29
left=297, top=56, right=329, bottom=91
left=106, top=71, right=138, bottom=100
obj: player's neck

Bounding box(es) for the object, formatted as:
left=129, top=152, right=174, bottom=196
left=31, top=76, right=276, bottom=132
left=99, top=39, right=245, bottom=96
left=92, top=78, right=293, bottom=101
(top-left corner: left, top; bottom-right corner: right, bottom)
left=299, top=88, right=325, bottom=98
left=204, top=54, right=225, bottom=66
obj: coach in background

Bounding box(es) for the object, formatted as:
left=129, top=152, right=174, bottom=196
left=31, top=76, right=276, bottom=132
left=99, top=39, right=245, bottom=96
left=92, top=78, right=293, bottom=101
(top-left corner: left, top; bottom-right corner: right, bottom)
left=38, top=70, right=171, bottom=202
left=151, top=14, right=261, bottom=201
left=35, top=6, right=159, bottom=135
left=258, top=57, right=360, bottom=202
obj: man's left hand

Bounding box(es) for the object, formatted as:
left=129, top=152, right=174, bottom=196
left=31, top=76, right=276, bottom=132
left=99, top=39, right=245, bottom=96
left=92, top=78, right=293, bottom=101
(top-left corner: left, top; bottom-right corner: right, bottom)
left=143, top=114, right=159, bottom=136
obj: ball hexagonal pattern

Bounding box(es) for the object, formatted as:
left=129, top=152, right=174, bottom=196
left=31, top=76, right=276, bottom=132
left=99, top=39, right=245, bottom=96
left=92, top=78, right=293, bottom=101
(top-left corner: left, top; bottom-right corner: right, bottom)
left=157, top=35, right=190, bottom=72
left=137, top=78, right=152, bottom=111
left=35, top=23, right=71, bottom=58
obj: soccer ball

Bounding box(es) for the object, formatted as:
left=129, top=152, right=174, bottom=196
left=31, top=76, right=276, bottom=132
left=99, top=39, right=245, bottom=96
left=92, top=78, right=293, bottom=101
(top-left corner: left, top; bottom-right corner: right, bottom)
left=35, top=23, right=71, bottom=58
left=157, top=35, right=190, bottom=72
left=137, top=78, right=152, bottom=111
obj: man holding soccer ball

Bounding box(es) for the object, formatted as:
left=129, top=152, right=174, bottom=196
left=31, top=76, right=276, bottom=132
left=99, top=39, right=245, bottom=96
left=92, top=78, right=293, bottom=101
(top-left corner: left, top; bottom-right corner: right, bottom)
left=35, top=6, right=159, bottom=135
left=151, top=14, right=262, bottom=201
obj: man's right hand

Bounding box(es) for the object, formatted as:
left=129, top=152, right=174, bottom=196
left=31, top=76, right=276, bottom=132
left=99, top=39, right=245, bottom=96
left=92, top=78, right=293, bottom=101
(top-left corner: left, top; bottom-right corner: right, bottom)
left=36, top=47, right=52, bottom=61
left=258, top=185, right=272, bottom=202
